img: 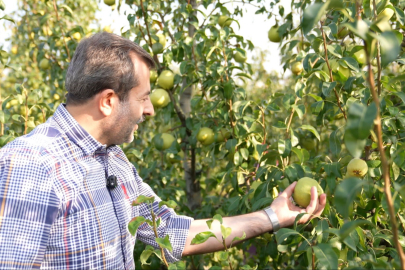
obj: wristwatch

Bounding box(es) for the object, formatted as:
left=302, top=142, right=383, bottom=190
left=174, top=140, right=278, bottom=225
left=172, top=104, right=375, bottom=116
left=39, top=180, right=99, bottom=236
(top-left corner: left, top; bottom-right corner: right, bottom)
left=264, top=206, right=280, bottom=232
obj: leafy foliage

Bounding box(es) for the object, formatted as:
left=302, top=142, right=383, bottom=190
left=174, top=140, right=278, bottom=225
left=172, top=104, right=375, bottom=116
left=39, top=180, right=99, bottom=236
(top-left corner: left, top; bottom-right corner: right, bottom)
left=2, top=0, right=405, bottom=269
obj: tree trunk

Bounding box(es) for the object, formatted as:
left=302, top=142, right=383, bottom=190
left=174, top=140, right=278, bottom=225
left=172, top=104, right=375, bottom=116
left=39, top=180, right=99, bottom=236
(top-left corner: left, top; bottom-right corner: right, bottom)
left=182, top=0, right=201, bottom=211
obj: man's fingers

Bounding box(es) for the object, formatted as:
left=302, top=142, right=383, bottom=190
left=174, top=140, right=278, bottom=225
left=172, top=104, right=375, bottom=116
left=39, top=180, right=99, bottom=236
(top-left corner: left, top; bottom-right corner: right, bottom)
left=305, top=186, right=318, bottom=214
left=279, top=181, right=297, bottom=198
left=299, top=192, right=327, bottom=223
left=312, top=193, right=327, bottom=216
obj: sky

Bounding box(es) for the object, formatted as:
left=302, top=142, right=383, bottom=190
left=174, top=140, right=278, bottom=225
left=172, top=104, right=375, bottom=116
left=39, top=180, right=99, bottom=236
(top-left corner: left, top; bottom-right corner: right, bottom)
left=1, top=1, right=288, bottom=75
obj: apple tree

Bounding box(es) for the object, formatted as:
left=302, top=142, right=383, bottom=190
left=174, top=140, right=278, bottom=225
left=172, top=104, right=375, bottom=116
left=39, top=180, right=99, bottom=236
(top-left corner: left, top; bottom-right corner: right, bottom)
left=2, top=0, right=405, bottom=269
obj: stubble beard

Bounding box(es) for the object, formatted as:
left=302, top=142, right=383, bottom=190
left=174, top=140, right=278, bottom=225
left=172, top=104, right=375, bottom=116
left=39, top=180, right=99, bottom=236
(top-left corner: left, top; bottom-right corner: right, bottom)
left=108, top=100, right=142, bottom=145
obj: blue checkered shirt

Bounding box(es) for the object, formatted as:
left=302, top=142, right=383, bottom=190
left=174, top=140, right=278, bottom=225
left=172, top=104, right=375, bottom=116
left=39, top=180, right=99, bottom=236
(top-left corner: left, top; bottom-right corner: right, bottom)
left=0, top=104, right=193, bottom=269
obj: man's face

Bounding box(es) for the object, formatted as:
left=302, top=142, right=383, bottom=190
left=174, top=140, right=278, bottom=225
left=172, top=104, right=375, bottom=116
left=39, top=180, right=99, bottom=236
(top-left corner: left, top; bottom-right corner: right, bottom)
left=106, top=55, right=154, bottom=145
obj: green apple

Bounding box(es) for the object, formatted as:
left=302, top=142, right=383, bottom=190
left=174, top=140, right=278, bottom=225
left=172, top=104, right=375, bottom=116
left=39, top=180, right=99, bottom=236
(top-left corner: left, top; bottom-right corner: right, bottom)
left=291, top=61, right=303, bottom=75
left=157, top=70, right=174, bottom=90
left=153, top=133, right=175, bottom=151
left=234, top=51, right=247, bottom=63
left=72, top=32, right=81, bottom=41
left=152, top=42, right=164, bottom=54
left=300, top=137, right=316, bottom=151
left=150, top=70, right=158, bottom=83
left=197, top=127, right=215, bottom=146
left=346, top=158, right=368, bottom=177
left=11, top=45, right=17, bottom=55
left=104, top=0, right=115, bottom=6
left=218, top=15, right=232, bottom=27
left=39, top=58, right=50, bottom=70
left=150, top=89, right=170, bottom=108
left=293, top=177, right=324, bottom=208
left=371, top=58, right=378, bottom=66
left=216, top=128, right=231, bottom=142
left=268, top=25, right=281, bottom=43
left=353, top=49, right=366, bottom=65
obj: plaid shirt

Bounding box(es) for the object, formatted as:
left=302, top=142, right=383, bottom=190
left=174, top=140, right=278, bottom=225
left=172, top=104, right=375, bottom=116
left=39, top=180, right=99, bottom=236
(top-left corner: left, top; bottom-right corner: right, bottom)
left=0, top=104, right=193, bottom=269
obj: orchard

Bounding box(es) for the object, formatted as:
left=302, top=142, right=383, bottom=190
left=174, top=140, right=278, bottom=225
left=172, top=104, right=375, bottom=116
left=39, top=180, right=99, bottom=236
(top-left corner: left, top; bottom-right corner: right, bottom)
left=1, top=0, right=405, bottom=269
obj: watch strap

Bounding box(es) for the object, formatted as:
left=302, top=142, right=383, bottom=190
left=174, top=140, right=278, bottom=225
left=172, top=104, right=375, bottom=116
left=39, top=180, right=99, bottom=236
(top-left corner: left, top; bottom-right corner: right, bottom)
left=264, top=206, right=280, bottom=232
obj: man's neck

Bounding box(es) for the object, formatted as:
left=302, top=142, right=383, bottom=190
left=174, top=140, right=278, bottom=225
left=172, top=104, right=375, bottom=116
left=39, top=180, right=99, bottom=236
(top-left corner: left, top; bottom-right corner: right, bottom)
left=65, top=103, right=107, bottom=145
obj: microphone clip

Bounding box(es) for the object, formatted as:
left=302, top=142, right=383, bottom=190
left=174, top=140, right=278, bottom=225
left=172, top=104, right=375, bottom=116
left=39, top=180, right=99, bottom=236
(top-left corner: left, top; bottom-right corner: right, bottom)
left=106, top=175, right=118, bottom=189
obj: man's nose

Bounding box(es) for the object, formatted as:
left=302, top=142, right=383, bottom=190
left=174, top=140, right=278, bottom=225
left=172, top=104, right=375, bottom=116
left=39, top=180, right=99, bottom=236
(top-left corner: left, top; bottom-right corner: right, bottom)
left=145, top=99, right=155, bottom=117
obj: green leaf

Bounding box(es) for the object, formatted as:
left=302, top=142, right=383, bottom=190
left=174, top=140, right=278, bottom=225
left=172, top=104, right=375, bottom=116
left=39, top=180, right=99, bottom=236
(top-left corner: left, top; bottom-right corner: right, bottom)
left=217, top=251, right=228, bottom=261
left=0, top=15, right=15, bottom=24
left=329, top=130, right=341, bottom=156
left=158, top=200, right=177, bottom=209
left=206, top=219, right=213, bottom=230
left=276, top=228, right=303, bottom=244
left=168, top=263, right=177, bottom=270
left=191, top=231, right=217, bottom=245
left=322, top=81, right=337, bottom=97
left=240, top=148, right=249, bottom=160
left=345, top=102, right=377, bottom=157
left=60, top=4, right=74, bottom=16
left=140, top=248, right=154, bottom=265
left=341, top=57, right=360, bottom=71
left=394, top=6, right=405, bottom=26
left=213, top=214, right=223, bottom=225
left=221, top=225, right=232, bottom=239
left=223, top=82, right=233, bottom=99
left=128, top=216, right=146, bottom=236
left=156, top=235, right=173, bottom=252
left=313, top=243, right=338, bottom=270
left=302, top=3, right=328, bottom=35
left=344, top=20, right=369, bottom=40
left=378, top=31, right=401, bottom=67
left=278, top=139, right=291, bottom=158
left=334, top=177, right=363, bottom=218
left=327, top=44, right=343, bottom=58
left=344, top=132, right=366, bottom=159
left=316, top=219, right=329, bottom=243
left=339, top=219, right=374, bottom=241
left=206, top=46, right=219, bottom=60
left=132, top=195, right=155, bottom=206
left=311, top=101, right=324, bottom=114
left=231, top=232, right=246, bottom=244
left=301, top=125, right=320, bottom=141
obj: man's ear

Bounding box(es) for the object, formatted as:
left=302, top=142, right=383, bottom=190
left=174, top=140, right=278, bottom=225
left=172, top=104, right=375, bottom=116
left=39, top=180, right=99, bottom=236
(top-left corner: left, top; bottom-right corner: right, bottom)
left=98, top=89, right=118, bottom=117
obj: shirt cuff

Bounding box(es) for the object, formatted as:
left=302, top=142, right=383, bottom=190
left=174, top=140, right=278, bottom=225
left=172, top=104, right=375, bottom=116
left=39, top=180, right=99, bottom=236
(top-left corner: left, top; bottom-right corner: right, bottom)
left=164, top=214, right=194, bottom=263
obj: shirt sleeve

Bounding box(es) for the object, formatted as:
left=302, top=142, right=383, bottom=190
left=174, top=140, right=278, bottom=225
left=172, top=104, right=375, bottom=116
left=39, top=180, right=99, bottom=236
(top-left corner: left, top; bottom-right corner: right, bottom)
left=0, top=150, right=60, bottom=269
left=132, top=168, right=193, bottom=263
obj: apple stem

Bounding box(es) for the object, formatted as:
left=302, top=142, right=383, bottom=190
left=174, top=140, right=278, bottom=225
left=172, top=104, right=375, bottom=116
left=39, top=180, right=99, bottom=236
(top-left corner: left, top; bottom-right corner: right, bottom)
left=320, top=21, right=347, bottom=120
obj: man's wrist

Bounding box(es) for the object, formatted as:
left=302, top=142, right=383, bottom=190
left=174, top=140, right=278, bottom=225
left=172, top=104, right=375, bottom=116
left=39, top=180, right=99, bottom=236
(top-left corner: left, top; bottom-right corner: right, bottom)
left=263, top=206, right=280, bottom=232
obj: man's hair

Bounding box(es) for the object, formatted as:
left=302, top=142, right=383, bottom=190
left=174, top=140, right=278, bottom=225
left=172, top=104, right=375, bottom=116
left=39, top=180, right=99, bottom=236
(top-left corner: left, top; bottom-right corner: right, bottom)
left=65, top=32, right=155, bottom=105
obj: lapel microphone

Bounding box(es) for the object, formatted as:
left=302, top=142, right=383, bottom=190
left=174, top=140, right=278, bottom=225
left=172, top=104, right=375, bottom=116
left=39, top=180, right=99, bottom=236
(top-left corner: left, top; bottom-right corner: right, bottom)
left=106, top=175, right=118, bottom=189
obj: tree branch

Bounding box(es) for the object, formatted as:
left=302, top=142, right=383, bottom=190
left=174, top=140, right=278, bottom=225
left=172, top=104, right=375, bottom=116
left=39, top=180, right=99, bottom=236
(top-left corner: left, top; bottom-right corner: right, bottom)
left=365, top=41, right=405, bottom=269
left=320, top=21, right=347, bottom=120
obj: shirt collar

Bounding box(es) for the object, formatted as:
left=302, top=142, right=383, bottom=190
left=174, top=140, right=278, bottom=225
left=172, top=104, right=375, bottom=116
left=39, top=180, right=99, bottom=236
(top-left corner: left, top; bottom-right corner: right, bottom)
left=52, top=104, right=108, bottom=156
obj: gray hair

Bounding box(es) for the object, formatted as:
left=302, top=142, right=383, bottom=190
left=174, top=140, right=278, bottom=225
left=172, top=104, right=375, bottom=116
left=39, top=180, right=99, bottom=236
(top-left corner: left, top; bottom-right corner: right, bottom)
left=65, top=32, right=155, bottom=105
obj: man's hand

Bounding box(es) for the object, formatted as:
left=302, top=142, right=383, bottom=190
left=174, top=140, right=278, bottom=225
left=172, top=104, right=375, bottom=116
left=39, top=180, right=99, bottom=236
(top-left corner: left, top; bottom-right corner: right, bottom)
left=182, top=181, right=326, bottom=257
left=270, top=181, right=327, bottom=228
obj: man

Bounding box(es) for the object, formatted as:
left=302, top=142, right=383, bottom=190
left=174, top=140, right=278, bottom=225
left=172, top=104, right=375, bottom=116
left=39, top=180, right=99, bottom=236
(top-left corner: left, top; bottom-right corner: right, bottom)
left=0, top=32, right=326, bottom=269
